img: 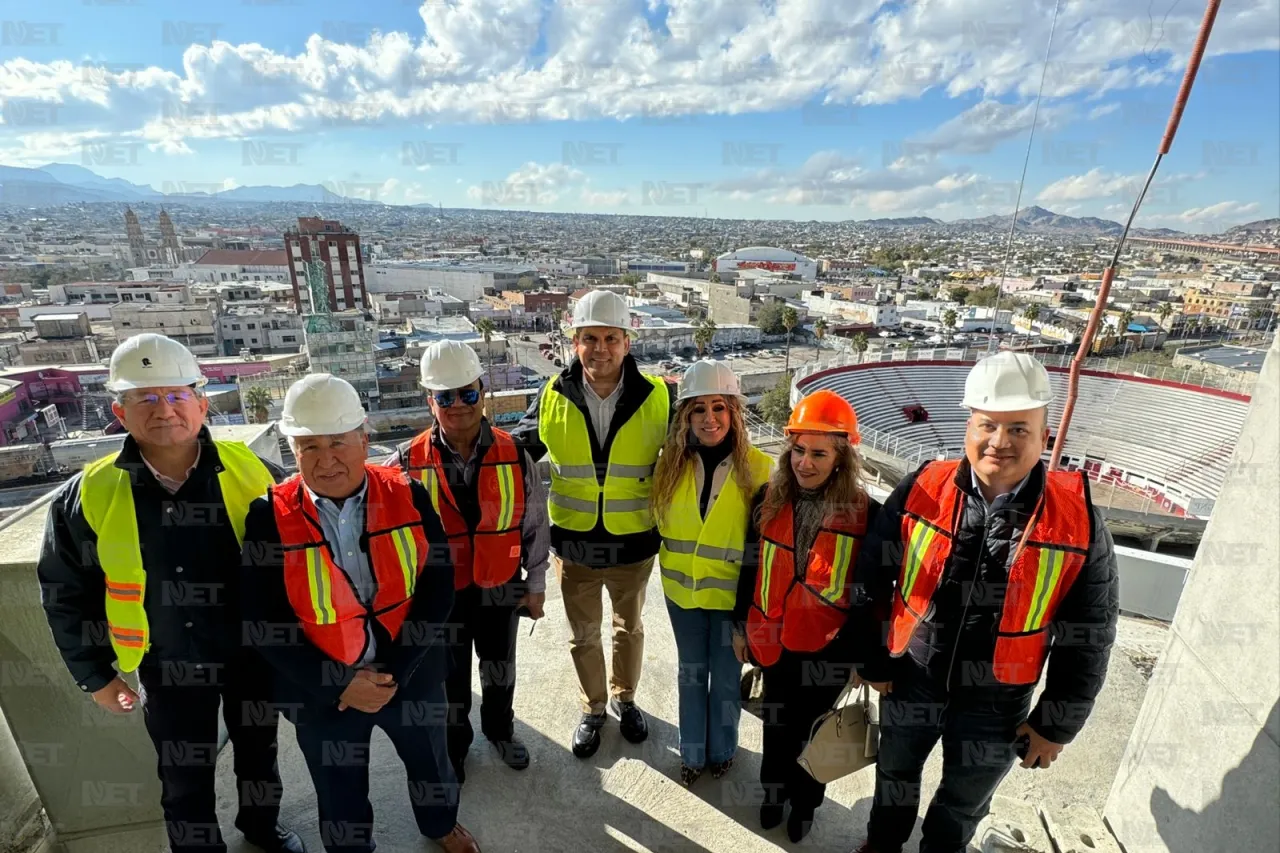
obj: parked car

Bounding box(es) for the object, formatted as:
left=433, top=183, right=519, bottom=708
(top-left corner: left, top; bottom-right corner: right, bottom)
left=878, top=330, right=892, bottom=338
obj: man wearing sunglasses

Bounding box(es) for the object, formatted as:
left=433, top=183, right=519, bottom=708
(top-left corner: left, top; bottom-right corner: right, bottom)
left=387, top=340, right=549, bottom=784
left=37, top=333, right=304, bottom=853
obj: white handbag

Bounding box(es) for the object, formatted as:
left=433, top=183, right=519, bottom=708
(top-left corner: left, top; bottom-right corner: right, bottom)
left=796, top=682, right=880, bottom=784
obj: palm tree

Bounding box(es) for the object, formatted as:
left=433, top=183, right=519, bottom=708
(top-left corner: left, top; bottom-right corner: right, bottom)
left=693, top=318, right=716, bottom=357
left=814, top=318, right=828, bottom=349
left=1157, top=301, right=1175, bottom=329
left=474, top=317, right=497, bottom=407
left=941, top=309, right=958, bottom=342
left=782, top=306, right=799, bottom=375
left=1117, top=309, right=1135, bottom=353
left=851, top=331, right=869, bottom=362
left=243, top=385, right=272, bottom=424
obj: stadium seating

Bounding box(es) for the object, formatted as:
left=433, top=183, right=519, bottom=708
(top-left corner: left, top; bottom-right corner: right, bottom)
left=799, top=362, right=1251, bottom=511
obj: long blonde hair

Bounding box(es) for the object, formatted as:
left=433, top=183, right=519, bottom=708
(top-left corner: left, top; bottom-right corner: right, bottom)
left=650, top=395, right=754, bottom=527
left=757, top=432, right=868, bottom=529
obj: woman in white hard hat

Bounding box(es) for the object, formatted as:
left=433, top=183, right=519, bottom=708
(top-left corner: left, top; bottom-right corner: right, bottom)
left=650, top=360, right=772, bottom=786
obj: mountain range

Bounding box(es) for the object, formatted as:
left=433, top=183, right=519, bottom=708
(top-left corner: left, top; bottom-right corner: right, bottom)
left=0, top=163, right=1274, bottom=238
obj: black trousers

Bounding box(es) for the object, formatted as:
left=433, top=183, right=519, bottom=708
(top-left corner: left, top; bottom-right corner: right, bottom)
left=759, top=649, right=849, bottom=812
left=137, top=653, right=282, bottom=853
left=444, top=580, right=520, bottom=765
left=294, top=669, right=458, bottom=853
left=867, top=663, right=1035, bottom=853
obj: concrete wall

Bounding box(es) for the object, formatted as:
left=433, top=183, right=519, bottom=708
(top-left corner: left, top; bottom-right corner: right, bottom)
left=1105, top=335, right=1279, bottom=852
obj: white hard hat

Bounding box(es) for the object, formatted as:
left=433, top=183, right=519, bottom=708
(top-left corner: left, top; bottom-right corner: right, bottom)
left=279, top=373, right=367, bottom=437
left=107, top=333, right=206, bottom=391
left=678, top=359, right=744, bottom=402
left=419, top=340, right=483, bottom=391
left=961, top=352, right=1052, bottom=411
left=568, top=290, right=630, bottom=331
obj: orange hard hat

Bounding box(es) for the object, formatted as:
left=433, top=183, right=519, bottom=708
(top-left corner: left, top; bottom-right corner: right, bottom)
left=785, top=389, right=861, bottom=442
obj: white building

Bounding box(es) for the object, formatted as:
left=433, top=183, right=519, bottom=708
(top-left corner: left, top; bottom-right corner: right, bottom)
left=217, top=305, right=304, bottom=355
left=366, top=261, right=537, bottom=302
left=803, top=293, right=900, bottom=328
left=110, top=303, right=220, bottom=356
left=186, top=249, right=291, bottom=285
left=48, top=281, right=194, bottom=306
left=713, top=247, right=817, bottom=281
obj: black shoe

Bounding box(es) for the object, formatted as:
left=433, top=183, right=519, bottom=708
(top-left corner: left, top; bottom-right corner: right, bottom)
left=489, top=737, right=530, bottom=770
left=787, top=806, right=815, bottom=843
left=760, top=803, right=784, bottom=830
left=610, top=699, right=649, bottom=743
left=709, top=756, right=735, bottom=778
left=572, top=713, right=605, bottom=758
left=243, top=824, right=306, bottom=853
left=679, top=763, right=703, bottom=787
left=450, top=756, right=467, bottom=785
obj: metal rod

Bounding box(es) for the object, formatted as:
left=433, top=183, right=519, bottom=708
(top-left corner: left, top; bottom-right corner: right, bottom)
left=1049, top=0, right=1223, bottom=471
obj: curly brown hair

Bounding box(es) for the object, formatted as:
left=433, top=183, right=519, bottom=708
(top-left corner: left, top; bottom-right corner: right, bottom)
left=650, top=394, right=754, bottom=527
left=757, top=432, right=868, bottom=529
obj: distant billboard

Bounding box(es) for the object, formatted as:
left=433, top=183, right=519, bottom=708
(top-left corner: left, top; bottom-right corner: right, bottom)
left=736, top=261, right=797, bottom=272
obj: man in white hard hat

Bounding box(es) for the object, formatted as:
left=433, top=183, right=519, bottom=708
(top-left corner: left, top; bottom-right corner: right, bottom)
left=239, top=373, right=480, bottom=853
left=384, top=340, right=549, bottom=783
left=511, top=289, right=676, bottom=758
left=37, top=332, right=304, bottom=853
left=849, top=352, right=1119, bottom=853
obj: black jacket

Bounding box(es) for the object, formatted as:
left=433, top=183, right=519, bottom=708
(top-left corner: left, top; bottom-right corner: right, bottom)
left=238, top=475, right=455, bottom=708
left=37, top=427, right=286, bottom=694
left=733, top=487, right=882, bottom=667
left=851, top=458, right=1119, bottom=744
left=510, top=354, right=677, bottom=568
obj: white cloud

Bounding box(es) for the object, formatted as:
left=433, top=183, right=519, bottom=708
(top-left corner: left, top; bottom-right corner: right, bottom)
left=466, top=161, right=587, bottom=205
left=0, top=0, right=1275, bottom=161
left=1036, top=168, right=1204, bottom=206
left=915, top=100, right=1072, bottom=155
left=1137, top=200, right=1266, bottom=231
left=579, top=187, right=631, bottom=206
left=1088, top=103, right=1121, bottom=120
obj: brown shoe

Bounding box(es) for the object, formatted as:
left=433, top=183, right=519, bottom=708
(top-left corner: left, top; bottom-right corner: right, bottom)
left=431, top=823, right=480, bottom=853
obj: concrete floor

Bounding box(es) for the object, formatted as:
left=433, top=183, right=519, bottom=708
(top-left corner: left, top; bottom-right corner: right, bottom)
left=212, top=564, right=1164, bottom=853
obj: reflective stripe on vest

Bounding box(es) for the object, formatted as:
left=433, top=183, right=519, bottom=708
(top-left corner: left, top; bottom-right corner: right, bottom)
left=405, top=426, right=526, bottom=591
left=79, top=441, right=275, bottom=673
left=745, top=494, right=866, bottom=667
left=538, top=373, right=669, bottom=535
left=273, top=465, right=428, bottom=666
left=888, top=460, right=1091, bottom=685
left=658, top=446, right=772, bottom=610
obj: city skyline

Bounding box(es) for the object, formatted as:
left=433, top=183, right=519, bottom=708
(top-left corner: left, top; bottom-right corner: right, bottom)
left=1, top=0, right=1278, bottom=229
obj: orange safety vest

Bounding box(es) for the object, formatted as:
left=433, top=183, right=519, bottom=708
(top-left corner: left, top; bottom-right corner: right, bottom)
left=272, top=465, right=428, bottom=666
left=746, top=494, right=866, bottom=667
left=889, top=459, right=1091, bottom=685
left=405, top=426, right=526, bottom=591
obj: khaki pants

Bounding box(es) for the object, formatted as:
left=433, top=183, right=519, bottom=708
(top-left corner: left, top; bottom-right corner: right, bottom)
left=557, top=555, right=655, bottom=715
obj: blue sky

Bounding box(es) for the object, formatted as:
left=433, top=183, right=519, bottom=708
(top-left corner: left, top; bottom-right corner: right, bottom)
left=2, top=0, right=1278, bottom=230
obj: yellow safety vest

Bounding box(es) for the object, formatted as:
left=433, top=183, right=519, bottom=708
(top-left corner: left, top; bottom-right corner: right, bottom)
left=79, top=441, right=276, bottom=673
left=659, top=447, right=773, bottom=610
left=539, top=373, right=670, bottom=535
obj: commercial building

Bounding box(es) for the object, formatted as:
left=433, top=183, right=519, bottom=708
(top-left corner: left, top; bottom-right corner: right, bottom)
left=1182, top=289, right=1276, bottom=329
left=187, top=249, right=291, bottom=285
left=284, top=217, right=367, bottom=312
left=217, top=305, right=304, bottom=355
left=110, top=303, right=220, bottom=356
left=366, top=260, right=538, bottom=302
left=502, top=290, right=569, bottom=326
left=47, top=281, right=194, bottom=308
left=17, top=314, right=104, bottom=366
left=713, top=247, right=817, bottom=281
left=620, top=258, right=691, bottom=274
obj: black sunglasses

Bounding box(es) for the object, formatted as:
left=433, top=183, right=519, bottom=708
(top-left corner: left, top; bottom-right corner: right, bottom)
left=433, top=387, right=481, bottom=407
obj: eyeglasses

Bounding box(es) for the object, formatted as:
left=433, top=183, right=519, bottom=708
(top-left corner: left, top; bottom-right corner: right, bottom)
left=432, top=387, right=481, bottom=408
left=127, top=390, right=197, bottom=407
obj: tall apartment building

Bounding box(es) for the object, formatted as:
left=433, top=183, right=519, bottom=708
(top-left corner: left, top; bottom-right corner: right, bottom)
left=284, top=218, right=367, bottom=312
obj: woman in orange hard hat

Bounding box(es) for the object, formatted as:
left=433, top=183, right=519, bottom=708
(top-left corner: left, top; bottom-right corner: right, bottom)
left=731, top=389, right=881, bottom=842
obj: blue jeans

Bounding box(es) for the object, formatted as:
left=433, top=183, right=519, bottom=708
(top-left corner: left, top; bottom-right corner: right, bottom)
left=867, top=663, right=1034, bottom=853
left=665, top=599, right=743, bottom=768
